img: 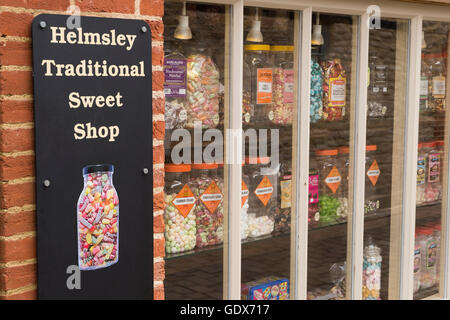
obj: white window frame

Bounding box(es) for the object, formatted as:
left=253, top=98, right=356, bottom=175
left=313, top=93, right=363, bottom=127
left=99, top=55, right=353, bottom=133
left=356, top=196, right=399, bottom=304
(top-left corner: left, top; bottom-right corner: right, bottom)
left=186, top=0, right=450, bottom=300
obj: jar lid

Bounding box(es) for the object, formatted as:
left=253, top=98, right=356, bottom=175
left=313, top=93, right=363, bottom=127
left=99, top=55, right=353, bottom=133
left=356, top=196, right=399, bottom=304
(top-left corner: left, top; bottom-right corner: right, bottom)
left=165, top=163, right=191, bottom=173
left=418, top=143, right=423, bottom=149
left=244, top=44, right=270, bottom=51
left=192, top=163, right=219, bottom=170
left=421, top=227, right=433, bottom=236
left=422, top=141, right=435, bottom=148
left=315, top=149, right=338, bottom=156
left=83, top=164, right=114, bottom=175
left=435, top=140, right=445, bottom=146
left=366, top=145, right=377, bottom=151
left=245, top=156, right=271, bottom=164
left=338, top=146, right=349, bottom=154
left=270, top=45, right=294, bottom=52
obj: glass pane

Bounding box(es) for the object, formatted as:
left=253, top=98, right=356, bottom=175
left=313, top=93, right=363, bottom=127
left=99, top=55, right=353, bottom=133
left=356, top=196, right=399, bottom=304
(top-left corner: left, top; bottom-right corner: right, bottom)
left=240, top=7, right=296, bottom=300
left=364, top=18, right=409, bottom=300
left=414, top=20, right=449, bottom=300
left=162, top=0, right=229, bottom=299
left=307, top=13, right=357, bottom=300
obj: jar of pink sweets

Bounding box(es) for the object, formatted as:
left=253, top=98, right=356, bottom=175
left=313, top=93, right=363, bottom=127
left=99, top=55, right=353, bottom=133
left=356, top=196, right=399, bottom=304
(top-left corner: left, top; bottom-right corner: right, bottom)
left=77, top=164, right=119, bottom=270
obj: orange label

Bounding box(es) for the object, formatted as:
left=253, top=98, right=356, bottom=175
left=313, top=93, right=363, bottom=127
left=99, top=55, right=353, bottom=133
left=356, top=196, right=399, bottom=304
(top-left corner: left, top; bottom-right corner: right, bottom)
left=329, top=75, right=346, bottom=107
left=241, top=180, right=249, bottom=208
left=172, top=184, right=196, bottom=218
left=200, top=181, right=223, bottom=214
left=257, top=68, right=273, bottom=104
left=367, top=160, right=380, bottom=187
left=254, top=176, right=273, bottom=207
left=325, top=166, right=341, bottom=194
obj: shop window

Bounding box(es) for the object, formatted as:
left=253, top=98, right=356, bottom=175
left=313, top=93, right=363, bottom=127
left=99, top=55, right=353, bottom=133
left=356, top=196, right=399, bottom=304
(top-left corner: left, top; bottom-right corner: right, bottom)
left=414, top=20, right=449, bottom=300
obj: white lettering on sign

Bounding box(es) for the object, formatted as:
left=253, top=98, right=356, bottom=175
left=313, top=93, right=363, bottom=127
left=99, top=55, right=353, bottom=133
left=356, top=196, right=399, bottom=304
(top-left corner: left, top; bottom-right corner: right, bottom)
left=69, top=92, right=124, bottom=109
left=50, top=27, right=137, bottom=51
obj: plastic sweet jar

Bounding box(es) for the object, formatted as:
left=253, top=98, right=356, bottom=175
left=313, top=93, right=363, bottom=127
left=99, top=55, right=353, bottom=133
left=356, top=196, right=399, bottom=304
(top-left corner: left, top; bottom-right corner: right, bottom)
left=164, top=48, right=188, bottom=130
left=164, top=164, right=197, bottom=254
left=413, top=228, right=423, bottom=294
left=273, top=158, right=292, bottom=235
left=429, top=54, right=446, bottom=112
left=245, top=156, right=278, bottom=237
left=416, top=143, right=427, bottom=206
left=423, top=141, right=440, bottom=203
left=362, top=238, right=382, bottom=300
left=435, top=140, right=445, bottom=201
left=77, top=164, right=119, bottom=270
left=185, top=47, right=221, bottom=129
left=315, top=149, right=342, bottom=223
left=244, top=44, right=274, bottom=124
left=191, top=163, right=223, bottom=247
left=337, top=146, right=350, bottom=218
left=420, top=227, right=438, bottom=289
left=365, top=145, right=381, bottom=215
left=269, top=45, right=294, bottom=125
left=310, top=57, right=324, bottom=123
left=321, top=58, right=347, bottom=121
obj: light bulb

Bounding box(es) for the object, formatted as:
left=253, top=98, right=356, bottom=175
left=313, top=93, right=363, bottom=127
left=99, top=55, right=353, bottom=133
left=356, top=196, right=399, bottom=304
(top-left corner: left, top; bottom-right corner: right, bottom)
left=174, top=1, right=192, bottom=40
left=311, top=24, right=324, bottom=46
left=311, top=13, right=324, bottom=46
left=246, top=20, right=263, bottom=42
left=246, top=8, right=263, bottom=43
left=421, top=31, right=426, bottom=49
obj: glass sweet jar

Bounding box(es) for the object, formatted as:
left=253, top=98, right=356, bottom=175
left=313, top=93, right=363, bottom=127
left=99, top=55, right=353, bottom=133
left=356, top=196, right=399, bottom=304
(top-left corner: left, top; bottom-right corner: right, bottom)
left=77, top=164, right=119, bottom=270
left=245, top=156, right=278, bottom=237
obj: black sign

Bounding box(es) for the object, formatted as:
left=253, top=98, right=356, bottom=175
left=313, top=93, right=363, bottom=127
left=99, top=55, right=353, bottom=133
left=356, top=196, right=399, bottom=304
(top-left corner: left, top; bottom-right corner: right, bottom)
left=32, top=14, right=153, bottom=299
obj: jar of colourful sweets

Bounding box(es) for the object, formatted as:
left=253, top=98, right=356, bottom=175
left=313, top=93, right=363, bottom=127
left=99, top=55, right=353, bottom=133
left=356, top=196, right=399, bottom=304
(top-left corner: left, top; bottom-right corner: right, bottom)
left=77, top=164, right=119, bottom=270
left=337, top=146, right=350, bottom=218
left=423, top=141, right=440, bottom=203
left=417, top=143, right=427, bottom=206
left=321, top=58, right=347, bottom=121
left=315, top=149, right=341, bottom=223
left=245, top=156, right=278, bottom=237
left=365, top=145, right=381, bottom=215
left=164, top=164, right=196, bottom=254
left=244, top=44, right=274, bottom=125
left=268, top=45, right=294, bottom=125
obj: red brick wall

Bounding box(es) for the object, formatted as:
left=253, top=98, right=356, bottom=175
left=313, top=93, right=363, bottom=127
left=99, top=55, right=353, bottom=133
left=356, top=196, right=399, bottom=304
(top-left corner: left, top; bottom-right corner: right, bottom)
left=0, top=0, right=165, bottom=300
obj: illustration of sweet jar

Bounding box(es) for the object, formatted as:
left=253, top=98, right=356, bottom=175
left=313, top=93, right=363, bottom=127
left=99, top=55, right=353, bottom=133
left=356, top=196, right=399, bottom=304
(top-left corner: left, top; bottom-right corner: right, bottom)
left=77, top=164, right=119, bottom=270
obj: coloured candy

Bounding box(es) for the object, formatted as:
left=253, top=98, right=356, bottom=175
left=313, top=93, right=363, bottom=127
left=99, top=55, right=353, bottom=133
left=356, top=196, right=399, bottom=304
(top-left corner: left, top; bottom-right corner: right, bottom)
left=164, top=193, right=197, bottom=254
left=191, top=164, right=223, bottom=248
left=362, top=240, right=382, bottom=300
left=267, top=67, right=293, bottom=125
left=310, top=59, right=324, bottom=123
left=322, top=58, right=347, bottom=121
left=77, top=165, right=118, bottom=270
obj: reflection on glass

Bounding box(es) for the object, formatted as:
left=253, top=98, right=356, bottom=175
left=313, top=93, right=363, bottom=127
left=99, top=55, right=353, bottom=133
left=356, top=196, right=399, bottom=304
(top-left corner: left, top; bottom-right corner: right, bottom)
left=414, top=21, right=449, bottom=300
left=163, top=0, right=227, bottom=299
left=307, top=13, right=356, bottom=300
left=364, top=18, right=409, bottom=300
left=240, top=7, right=295, bottom=301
